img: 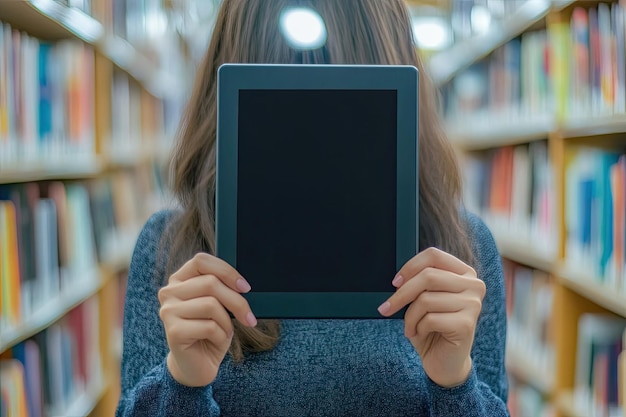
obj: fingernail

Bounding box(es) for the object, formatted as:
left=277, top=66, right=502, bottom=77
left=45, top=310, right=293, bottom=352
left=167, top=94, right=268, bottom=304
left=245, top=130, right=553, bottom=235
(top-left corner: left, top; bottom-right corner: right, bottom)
left=246, top=312, right=257, bottom=327
left=236, top=278, right=251, bottom=292
left=392, top=274, right=403, bottom=287
left=377, top=301, right=391, bottom=315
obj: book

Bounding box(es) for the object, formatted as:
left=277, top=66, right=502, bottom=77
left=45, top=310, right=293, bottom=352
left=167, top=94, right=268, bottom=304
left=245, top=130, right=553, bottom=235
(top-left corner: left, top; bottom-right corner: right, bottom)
left=0, top=359, right=29, bottom=417
left=574, top=314, right=626, bottom=417
left=613, top=2, right=626, bottom=114
left=0, top=201, right=21, bottom=331
left=565, top=147, right=626, bottom=289
left=12, top=340, right=43, bottom=417
left=619, top=328, right=625, bottom=416
left=571, top=7, right=591, bottom=117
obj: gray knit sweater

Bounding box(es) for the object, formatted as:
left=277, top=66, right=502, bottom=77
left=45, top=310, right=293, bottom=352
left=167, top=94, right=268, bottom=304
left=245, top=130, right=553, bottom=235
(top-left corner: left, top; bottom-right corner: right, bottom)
left=116, top=211, right=509, bottom=416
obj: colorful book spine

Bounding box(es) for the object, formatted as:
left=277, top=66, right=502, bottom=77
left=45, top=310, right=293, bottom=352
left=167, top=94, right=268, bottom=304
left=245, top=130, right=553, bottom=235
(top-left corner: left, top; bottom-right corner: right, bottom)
left=565, top=148, right=626, bottom=290
left=0, top=20, right=95, bottom=169
left=574, top=314, right=626, bottom=416
left=462, top=141, right=556, bottom=251
left=571, top=7, right=590, bottom=116
left=0, top=181, right=99, bottom=332
left=1, top=296, right=102, bottom=417
left=444, top=3, right=626, bottom=127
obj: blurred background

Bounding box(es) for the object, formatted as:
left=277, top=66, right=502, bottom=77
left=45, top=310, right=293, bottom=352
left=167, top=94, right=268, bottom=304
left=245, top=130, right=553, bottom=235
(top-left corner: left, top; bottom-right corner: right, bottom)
left=0, top=0, right=625, bottom=416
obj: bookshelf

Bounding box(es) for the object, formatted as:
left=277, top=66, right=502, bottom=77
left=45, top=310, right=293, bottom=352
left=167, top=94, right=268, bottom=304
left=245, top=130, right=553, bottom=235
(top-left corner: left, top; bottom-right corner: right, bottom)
left=443, top=1, right=626, bottom=416
left=427, top=0, right=576, bottom=86
left=0, top=0, right=180, bottom=415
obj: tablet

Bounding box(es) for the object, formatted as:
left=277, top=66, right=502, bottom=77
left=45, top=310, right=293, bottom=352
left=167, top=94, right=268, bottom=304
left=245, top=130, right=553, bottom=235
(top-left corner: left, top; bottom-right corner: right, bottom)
left=216, top=64, right=418, bottom=318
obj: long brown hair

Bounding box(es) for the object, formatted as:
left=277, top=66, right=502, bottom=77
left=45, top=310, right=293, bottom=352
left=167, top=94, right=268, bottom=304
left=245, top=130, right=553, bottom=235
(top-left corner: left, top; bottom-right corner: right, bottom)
left=165, top=0, right=473, bottom=362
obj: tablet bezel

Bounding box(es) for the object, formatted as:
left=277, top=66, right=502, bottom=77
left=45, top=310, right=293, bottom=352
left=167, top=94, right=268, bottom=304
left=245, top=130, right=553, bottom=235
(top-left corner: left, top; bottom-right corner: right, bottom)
left=216, top=64, right=418, bottom=318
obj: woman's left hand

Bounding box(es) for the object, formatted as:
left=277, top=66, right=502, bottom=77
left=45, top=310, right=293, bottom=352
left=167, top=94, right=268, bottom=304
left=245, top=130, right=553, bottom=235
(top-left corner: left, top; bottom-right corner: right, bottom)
left=377, top=247, right=486, bottom=388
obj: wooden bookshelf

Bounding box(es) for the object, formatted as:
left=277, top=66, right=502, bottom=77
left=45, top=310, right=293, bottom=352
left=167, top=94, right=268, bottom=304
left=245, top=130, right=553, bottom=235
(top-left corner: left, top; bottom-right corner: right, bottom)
left=0, top=0, right=177, bottom=414
left=0, top=0, right=169, bottom=98
left=444, top=2, right=626, bottom=415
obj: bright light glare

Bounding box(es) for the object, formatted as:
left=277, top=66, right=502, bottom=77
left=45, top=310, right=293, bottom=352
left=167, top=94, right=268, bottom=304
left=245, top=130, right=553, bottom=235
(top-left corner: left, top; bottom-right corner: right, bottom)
left=471, top=5, right=492, bottom=35
left=146, top=9, right=168, bottom=37
left=412, top=18, right=452, bottom=50
left=280, top=7, right=327, bottom=50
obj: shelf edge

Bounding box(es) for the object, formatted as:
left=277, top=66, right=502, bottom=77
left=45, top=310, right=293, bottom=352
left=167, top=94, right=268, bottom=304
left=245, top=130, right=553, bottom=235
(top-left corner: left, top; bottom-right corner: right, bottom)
left=429, top=0, right=559, bottom=86
left=0, top=268, right=106, bottom=353
left=557, top=267, right=626, bottom=318
left=29, top=0, right=104, bottom=42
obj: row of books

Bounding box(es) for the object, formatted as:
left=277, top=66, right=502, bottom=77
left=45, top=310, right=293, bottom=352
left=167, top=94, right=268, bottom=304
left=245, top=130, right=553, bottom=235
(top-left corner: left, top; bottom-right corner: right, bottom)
left=462, top=141, right=556, bottom=253
left=503, top=259, right=554, bottom=383
left=0, top=296, right=102, bottom=417
left=0, top=18, right=179, bottom=170
left=564, top=3, right=626, bottom=118
left=0, top=22, right=95, bottom=167
left=504, top=258, right=554, bottom=417
left=443, top=30, right=549, bottom=123
left=0, top=181, right=97, bottom=331
left=504, top=259, right=626, bottom=417
left=0, top=165, right=168, bottom=336
left=107, top=69, right=173, bottom=161
left=574, top=314, right=625, bottom=417
left=444, top=1, right=626, bottom=125
left=565, top=147, right=626, bottom=291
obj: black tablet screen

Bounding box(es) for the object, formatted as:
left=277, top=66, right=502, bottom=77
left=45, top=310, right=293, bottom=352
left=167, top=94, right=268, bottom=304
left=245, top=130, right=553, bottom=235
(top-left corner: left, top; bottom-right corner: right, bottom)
left=237, top=89, right=397, bottom=292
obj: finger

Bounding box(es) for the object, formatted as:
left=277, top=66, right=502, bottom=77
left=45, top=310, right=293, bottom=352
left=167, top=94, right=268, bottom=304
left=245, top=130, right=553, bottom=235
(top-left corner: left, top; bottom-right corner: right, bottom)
left=416, top=311, right=475, bottom=342
left=164, top=296, right=234, bottom=336
left=404, top=292, right=465, bottom=338
left=393, top=247, right=476, bottom=288
left=380, top=269, right=474, bottom=317
left=171, top=253, right=251, bottom=293
left=163, top=275, right=257, bottom=327
left=165, top=318, right=231, bottom=347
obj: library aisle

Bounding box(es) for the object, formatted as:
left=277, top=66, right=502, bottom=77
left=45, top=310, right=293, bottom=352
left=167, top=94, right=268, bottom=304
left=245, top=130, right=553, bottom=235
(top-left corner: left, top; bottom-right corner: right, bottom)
left=0, top=0, right=625, bottom=417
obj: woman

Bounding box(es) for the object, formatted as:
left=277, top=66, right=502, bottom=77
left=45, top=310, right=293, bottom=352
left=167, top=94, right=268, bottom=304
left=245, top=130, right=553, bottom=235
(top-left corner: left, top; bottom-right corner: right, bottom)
left=116, top=0, right=509, bottom=416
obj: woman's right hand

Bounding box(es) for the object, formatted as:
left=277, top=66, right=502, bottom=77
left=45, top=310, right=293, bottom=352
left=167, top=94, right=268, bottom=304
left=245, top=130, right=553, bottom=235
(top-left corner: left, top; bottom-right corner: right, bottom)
left=158, top=253, right=257, bottom=387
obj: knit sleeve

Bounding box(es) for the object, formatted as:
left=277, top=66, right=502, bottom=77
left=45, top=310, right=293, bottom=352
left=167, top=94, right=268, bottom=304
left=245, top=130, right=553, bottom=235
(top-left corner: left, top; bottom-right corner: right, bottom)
left=115, top=211, right=221, bottom=417
left=425, top=213, right=509, bottom=417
